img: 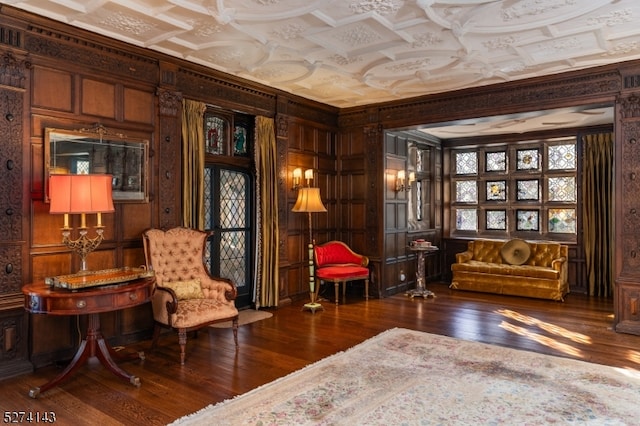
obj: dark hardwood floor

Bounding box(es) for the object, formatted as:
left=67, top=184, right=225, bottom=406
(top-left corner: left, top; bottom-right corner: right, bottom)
left=2, top=282, right=640, bottom=425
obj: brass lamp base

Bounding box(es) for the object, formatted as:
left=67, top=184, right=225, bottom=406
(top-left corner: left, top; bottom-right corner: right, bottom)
left=302, top=302, right=324, bottom=313
left=302, top=291, right=323, bottom=313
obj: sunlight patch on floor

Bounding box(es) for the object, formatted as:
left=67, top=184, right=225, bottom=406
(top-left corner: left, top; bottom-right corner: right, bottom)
left=499, top=321, right=584, bottom=358
left=496, top=309, right=592, bottom=344
left=625, top=350, right=640, bottom=367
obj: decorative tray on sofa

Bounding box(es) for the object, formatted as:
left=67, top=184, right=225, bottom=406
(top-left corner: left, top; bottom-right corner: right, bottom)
left=45, top=267, right=154, bottom=290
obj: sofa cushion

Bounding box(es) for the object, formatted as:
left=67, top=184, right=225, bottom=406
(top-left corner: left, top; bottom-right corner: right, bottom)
left=162, top=279, right=205, bottom=300
left=527, top=244, right=562, bottom=267
left=471, top=240, right=504, bottom=264
left=171, top=298, right=238, bottom=328
left=501, top=239, right=531, bottom=265
left=452, top=260, right=560, bottom=280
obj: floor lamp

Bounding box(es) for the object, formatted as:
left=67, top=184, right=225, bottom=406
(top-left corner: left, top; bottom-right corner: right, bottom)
left=292, top=187, right=327, bottom=313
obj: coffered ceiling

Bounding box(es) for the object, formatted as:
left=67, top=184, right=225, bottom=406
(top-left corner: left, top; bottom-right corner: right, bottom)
left=4, top=0, right=640, bottom=110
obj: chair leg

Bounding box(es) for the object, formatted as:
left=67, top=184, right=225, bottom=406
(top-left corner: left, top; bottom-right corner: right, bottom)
left=334, top=282, right=339, bottom=305
left=365, top=278, right=369, bottom=300
left=151, top=323, right=162, bottom=349
left=342, top=281, right=347, bottom=305
left=232, top=317, right=239, bottom=349
left=178, top=328, right=187, bottom=365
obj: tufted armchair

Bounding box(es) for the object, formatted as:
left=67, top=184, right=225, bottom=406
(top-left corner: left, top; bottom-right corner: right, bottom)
left=314, top=241, right=370, bottom=305
left=142, top=227, right=238, bottom=364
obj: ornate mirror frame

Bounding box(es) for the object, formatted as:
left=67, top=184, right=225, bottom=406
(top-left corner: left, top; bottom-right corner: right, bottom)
left=44, top=125, right=149, bottom=203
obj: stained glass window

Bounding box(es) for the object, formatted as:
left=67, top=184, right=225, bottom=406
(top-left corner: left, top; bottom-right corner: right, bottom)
left=456, top=180, right=477, bottom=203
left=205, top=115, right=227, bottom=155
left=455, top=152, right=477, bottom=175
left=517, top=179, right=539, bottom=201
left=548, top=144, right=576, bottom=170
left=486, top=151, right=507, bottom=172
left=456, top=208, right=477, bottom=231
left=516, top=148, right=539, bottom=170
left=451, top=138, right=576, bottom=238
left=548, top=177, right=576, bottom=202
left=516, top=210, right=539, bottom=231
left=549, top=208, right=576, bottom=233
left=486, top=180, right=506, bottom=201
left=233, top=125, right=248, bottom=156
left=486, top=210, right=507, bottom=230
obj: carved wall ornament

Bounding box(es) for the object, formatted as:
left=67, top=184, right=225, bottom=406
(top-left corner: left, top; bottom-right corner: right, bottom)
left=0, top=245, right=21, bottom=294
left=331, top=54, right=364, bottom=66
left=502, top=0, right=577, bottom=21
left=24, top=32, right=156, bottom=81
left=606, top=41, right=639, bottom=57
left=333, top=24, right=382, bottom=47
left=350, top=0, right=403, bottom=15
left=385, top=58, right=431, bottom=73
left=99, top=11, right=157, bottom=36
left=587, top=7, right=634, bottom=26
left=0, top=51, right=30, bottom=89
left=193, top=21, right=223, bottom=38
left=276, top=114, right=289, bottom=138
left=483, top=35, right=518, bottom=51
left=271, top=23, right=306, bottom=41
left=157, top=88, right=183, bottom=118
left=620, top=94, right=640, bottom=118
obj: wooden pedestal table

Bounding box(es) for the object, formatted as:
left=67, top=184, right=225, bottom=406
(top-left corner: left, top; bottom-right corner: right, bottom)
left=22, top=277, right=154, bottom=398
left=406, top=246, right=439, bottom=299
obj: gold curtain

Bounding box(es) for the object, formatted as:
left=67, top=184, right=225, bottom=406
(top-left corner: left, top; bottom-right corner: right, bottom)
left=582, top=132, right=614, bottom=297
left=181, top=99, right=207, bottom=230
left=254, top=116, right=279, bottom=308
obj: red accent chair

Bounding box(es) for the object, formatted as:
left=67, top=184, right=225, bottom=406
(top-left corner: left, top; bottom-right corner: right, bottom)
left=314, top=241, right=370, bottom=305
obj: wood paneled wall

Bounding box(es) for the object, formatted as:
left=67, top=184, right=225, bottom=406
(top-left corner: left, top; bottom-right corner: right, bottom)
left=2, top=3, right=640, bottom=377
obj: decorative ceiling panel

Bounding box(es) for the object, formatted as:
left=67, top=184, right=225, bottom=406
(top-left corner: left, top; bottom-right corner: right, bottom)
left=3, top=0, right=640, bottom=108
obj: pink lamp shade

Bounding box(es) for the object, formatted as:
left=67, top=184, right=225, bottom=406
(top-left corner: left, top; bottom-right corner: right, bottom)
left=49, top=174, right=115, bottom=214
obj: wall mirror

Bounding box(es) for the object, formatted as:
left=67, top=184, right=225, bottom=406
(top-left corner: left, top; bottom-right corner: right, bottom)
left=45, top=125, right=149, bottom=203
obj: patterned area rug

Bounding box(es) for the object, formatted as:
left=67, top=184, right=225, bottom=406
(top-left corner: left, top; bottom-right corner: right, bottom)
left=209, top=309, right=273, bottom=328
left=171, top=328, right=640, bottom=425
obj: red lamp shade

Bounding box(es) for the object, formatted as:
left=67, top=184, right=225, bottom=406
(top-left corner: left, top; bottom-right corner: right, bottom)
left=49, top=174, right=115, bottom=214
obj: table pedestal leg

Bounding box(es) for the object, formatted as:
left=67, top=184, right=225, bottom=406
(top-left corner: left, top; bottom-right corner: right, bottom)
left=28, top=313, right=144, bottom=398
left=406, top=250, right=435, bottom=299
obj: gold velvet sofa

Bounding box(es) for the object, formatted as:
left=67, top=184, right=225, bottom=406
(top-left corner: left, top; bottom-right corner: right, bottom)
left=450, top=239, right=569, bottom=301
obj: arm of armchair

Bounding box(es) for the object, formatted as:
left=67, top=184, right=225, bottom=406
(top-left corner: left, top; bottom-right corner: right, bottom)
left=551, top=256, right=567, bottom=271
left=456, top=250, right=473, bottom=263
left=199, top=275, right=238, bottom=303
left=150, top=285, right=178, bottom=326
left=552, top=256, right=568, bottom=287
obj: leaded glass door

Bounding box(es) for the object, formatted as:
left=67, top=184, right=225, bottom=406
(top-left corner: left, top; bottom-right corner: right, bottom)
left=204, top=166, right=254, bottom=308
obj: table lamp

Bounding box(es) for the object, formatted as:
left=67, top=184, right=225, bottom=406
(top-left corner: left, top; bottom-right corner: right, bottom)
left=49, top=174, right=115, bottom=272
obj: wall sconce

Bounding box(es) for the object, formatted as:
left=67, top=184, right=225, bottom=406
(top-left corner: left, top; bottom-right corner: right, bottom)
left=49, top=174, right=115, bottom=272
left=395, top=170, right=406, bottom=192
left=304, top=169, right=313, bottom=187
left=292, top=168, right=302, bottom=190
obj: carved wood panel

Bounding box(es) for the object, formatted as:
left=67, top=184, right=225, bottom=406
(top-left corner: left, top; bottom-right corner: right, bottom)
left=157, top=88, right=182, bottom=229
left=0, top=88, right=24, bottom=243
left=619, top=111, right=640, bottom=276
